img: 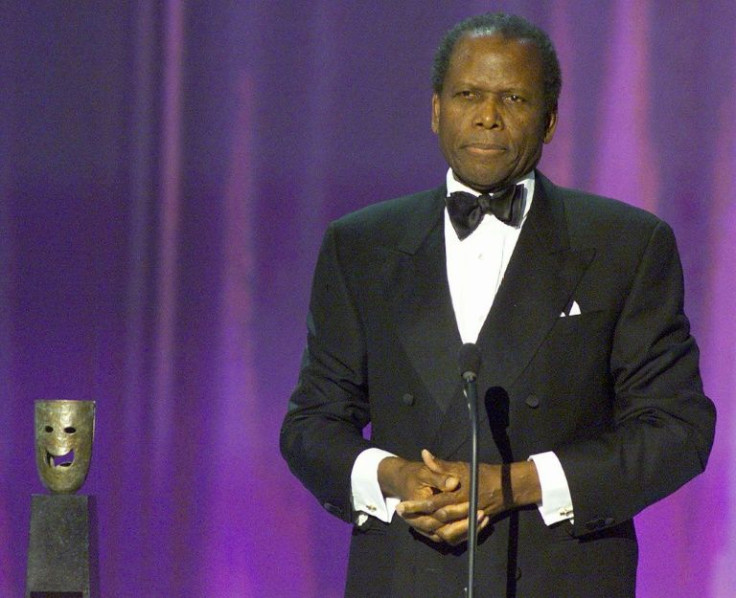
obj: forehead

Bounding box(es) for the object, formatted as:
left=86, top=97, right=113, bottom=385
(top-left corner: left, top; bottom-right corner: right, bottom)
left=446, top=33, right=544, bottom=88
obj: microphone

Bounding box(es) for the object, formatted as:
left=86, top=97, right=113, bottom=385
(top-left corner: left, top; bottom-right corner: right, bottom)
left=458, top=343, right=481, bottom=598
left=459, top=343, right=481, bottom=383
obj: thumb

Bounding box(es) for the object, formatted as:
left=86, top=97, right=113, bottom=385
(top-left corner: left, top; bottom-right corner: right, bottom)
left=421, top=449, right=440, bottom=469
left=421, top=450, right=458, bottom=491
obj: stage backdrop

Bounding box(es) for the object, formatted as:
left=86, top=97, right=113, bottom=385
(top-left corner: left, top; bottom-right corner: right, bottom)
left=1, top=2, right=734, bottom=596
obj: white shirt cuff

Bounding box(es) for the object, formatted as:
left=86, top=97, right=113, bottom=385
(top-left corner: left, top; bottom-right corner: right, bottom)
left=351, top=448, right=400, bottom=524
left=529, top=451, right=574, bottom=525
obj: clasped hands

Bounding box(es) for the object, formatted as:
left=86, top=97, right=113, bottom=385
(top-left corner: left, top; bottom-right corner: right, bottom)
left=378, top=449, right=540, bottom=546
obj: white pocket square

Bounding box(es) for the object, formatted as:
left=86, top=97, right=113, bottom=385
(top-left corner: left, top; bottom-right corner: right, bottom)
left=560, top=300, right=581, bottom=317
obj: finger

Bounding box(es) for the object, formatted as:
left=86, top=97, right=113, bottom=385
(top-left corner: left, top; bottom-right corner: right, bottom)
left=421, top=449, right=435, bottom=466
left=419, top=450, right=459, bottom=490
left=397, top=492, right=460, bottom=516
left=417, top=470, right=459, bottom=493
left=435, top=511, right=485, bottom=546
left=397, top=499, right=434, bottom=516
left=435, top=519, right=469, bottom=545
left=433, top=501, right=470, bottom=524
left=399, top=512, right=441, bottom=530
left=397, top=511, right=444, bottom=540
left=396, top=503, right=443, bottom=527
left=421, top=449, right=444, bottom=472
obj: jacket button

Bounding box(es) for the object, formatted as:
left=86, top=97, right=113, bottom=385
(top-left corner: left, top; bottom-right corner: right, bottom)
left=585, top=517, right=614, bottom=531
left=585, top=519, right=602, bottom=531
left=401, top=393, right=415, bottom=406
left=323, top=502, right=343, bottom=517
left=525, top=394, right=540, bottom=408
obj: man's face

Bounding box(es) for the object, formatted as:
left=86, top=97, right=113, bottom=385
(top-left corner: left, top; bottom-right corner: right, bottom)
left=432, top=33, right=557, bottom=192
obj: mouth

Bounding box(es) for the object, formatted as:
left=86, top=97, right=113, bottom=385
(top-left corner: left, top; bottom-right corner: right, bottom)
left=46, top=449, right=75, bottom=468
left=464, top=143, right=507, bottom=155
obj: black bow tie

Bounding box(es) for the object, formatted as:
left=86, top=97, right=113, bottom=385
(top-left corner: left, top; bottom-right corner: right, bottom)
left=446, top=185, right=525, bottom=240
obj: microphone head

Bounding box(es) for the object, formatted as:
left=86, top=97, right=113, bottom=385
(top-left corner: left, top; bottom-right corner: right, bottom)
left=458, top=343, right=481, bottom=380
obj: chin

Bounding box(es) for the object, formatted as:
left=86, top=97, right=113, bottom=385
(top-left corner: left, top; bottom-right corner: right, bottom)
left=462, top=176, right=509, bottom=192
left=453, top=166, right=510, bottom=190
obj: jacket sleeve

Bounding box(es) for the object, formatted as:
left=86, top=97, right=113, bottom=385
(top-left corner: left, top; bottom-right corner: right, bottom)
left=280, top=223, right=375, bottom=523
left=556, top=220, right=716, bottom=537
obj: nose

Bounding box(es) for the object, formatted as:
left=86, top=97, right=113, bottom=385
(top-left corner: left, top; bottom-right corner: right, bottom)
left=475, top=97, right=502, bottom=129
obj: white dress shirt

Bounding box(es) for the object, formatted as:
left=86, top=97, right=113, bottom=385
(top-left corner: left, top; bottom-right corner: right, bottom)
left=351, top=170, right=574, bottom=526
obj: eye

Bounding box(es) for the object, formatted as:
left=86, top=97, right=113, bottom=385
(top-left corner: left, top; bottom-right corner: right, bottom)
left=64, top=426, right=76, bottom=434
left=45, top=426, right=53, bottom=433
left=505, top=94, right=524, bottom=104
left=457, top=90, right=476, bottom=100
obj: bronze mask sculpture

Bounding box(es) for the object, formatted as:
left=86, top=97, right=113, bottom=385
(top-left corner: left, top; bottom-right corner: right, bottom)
left=34, top=400, right=95, bottom=494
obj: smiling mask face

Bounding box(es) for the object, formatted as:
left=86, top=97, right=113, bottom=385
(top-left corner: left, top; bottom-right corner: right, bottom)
left=34, top=400, right=95, bottom=494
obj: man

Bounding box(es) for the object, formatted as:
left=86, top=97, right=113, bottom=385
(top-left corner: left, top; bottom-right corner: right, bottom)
left=281, top=12, right=715, bottom=597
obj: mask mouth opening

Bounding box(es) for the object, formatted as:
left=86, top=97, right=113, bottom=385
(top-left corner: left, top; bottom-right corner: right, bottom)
left=46, top=449, right=75, bottom=468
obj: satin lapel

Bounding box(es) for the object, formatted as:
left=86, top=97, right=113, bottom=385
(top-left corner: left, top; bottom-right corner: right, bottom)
left=433, top=174, right=596, bottom=458
left=388, top=188, right=463, bottom=415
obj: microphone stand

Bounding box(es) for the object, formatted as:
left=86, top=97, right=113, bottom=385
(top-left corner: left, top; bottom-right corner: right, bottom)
left=463, top=369, right=479, bottom=598
left=458, top=343, right=481, bottom=598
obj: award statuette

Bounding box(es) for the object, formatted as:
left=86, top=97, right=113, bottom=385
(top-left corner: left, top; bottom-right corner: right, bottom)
left=34, top=400, right=95, bottom=494
left=26, top=400, right=98, bottom=598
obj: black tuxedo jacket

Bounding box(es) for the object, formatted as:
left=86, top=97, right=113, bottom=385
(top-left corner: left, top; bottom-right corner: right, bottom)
left=281, top=172, right=715, bottom=597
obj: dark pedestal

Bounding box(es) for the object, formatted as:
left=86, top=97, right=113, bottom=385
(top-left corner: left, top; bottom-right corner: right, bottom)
left=26, top=494, right=98, bottom=598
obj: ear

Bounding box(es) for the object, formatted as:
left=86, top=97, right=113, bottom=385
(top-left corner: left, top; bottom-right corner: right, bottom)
left=543, top=107, right=558, bottom=143
left=431, top=92, right=440, bottom=134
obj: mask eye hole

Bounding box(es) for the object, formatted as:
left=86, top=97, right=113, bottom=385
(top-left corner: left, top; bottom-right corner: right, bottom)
left=64, top=426, right=76, bottom=434
left=44, top=426, right=53, bottom=433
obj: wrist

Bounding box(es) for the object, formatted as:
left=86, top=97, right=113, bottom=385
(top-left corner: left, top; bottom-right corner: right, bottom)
left=510, top=460, right=542, bottom=506
left=377, top=456, right=406, bottom=499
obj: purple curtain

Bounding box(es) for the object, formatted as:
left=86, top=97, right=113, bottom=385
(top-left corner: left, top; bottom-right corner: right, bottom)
left=1, top=2, right=734, bottom=596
